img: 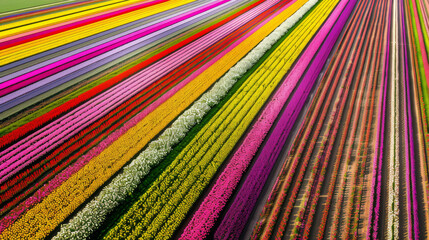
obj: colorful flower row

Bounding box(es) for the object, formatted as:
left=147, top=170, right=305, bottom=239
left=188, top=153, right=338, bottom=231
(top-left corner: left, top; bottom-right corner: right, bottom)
left=387, top=1, right=399, bottom=236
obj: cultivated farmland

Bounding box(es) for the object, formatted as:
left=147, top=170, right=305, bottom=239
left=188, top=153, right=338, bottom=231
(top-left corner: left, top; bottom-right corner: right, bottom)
left=0, top=0, right=428, bottom=239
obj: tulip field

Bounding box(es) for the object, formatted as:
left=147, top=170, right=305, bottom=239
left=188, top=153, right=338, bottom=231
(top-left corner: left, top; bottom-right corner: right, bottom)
left=0, top=0, right=428, bottom=239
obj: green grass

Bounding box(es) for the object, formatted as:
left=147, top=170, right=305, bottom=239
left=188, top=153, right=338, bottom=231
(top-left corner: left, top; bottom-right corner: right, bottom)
left=0, top=0, right=83, bottom=15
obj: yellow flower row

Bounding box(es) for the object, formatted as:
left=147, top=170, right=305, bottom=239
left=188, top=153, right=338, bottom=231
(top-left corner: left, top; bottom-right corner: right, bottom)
left=104, top=0, right=337, bottom=238
left=0, top=0, right=144, bottom=38
left=0, top=0, right=194, bottom=65
left=0, top=0, right=300, bottom=238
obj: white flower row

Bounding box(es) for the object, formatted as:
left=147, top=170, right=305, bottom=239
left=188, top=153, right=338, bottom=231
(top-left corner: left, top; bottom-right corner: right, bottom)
left=53, top=1, right=316, bottom=239
left=387, top=1, right=399, bottom=238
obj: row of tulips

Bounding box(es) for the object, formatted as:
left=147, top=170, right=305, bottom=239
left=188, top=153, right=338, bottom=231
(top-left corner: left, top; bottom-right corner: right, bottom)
left=387, top=1, right=399, bottom=236
left=179, top=0, right=321, bottom=237
left=47, top=4, right=300, bottom=239
left=404, top=0, right=420, bottom=236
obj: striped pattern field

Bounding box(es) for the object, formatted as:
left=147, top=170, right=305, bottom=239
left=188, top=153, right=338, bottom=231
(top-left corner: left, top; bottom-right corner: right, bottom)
left=0, top=0, right=428, bottom=239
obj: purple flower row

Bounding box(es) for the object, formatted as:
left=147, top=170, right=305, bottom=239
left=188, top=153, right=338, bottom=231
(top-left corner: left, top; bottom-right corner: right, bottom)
left=366, top=4, right=390, bottom=238
left=401, top=0, right=419, bottom=236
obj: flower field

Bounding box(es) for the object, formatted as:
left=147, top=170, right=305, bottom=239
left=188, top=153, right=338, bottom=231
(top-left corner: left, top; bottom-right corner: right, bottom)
left=0, top=0, right=428, bottom=239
